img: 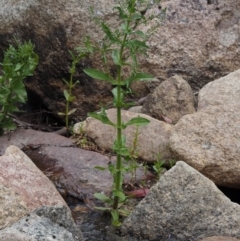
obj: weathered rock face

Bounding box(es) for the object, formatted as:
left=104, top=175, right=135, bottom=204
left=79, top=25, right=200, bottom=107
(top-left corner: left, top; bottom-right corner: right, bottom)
left=170, top=69, right=240, bottom=189
left=0, top=128, right=148, bottom=199
left=121, top=161, right=240, bottom=241
left=142, top=0, right=240, bottom=91
left=198, top=236, right=240, bottom=241
left=169, top=104, right=240, bottom=189
left=0, top=0, right=118, bottom=121
left=142, top=75, right=196, bottom=124
left=0, top=145, right=83, bottom=240
left=74, top=108, right=173, bottom=163
left=0, top=212, right=76, bottom=241
left=0, top=145, right=67, bottom=227
left=198, top=68, right=240, bottom=110
left=1, top=1, right=239, bottom=118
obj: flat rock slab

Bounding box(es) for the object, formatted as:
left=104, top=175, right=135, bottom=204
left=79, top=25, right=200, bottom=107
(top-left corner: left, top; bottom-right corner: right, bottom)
left=0, top=128, right=74, bottom=155
left=0, top=128, right=147, bottom=200
left=121, top=161, right=240, bottom=241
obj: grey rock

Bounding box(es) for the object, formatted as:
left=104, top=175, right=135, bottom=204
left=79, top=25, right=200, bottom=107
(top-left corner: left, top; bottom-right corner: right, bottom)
left=142, top=75, right=196, bottom=124
left=34, top=206, right=83, bottom=241
left=121, top=161, right=240, bottom=241
left=0, top=213, right=76, bottom=241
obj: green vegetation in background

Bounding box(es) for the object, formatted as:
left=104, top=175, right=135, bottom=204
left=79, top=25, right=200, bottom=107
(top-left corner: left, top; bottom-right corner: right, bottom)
left=0, top=40, right=39, bottom=135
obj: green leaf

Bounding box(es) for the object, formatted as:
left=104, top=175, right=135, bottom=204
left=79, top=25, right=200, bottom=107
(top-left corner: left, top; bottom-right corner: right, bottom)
left=132, top=73, right=154, bottom=81
left=112, top=49, right=121, bottom=66
left=133, top=30, right=146, bottom=38
left=68, top=95, right=76, bottom=102
left=94, top=193, right=112, bottom=204
left=124, top=116, right=150, bottom=127
left=126, top=40, right=148, bottom=49
left=14, top=63, right=23, bottom=71
left=100, top=22, right=119, bottom=43
left=67, top=108, right=77, bottom=116
left=112, top=87, right=124, bottom=108
left=63, top=90, right=69, bottom=101
left=111, top=209, right=121, bottom=227
left=113, top=6, right=128, bottom=20
left=62, top=79, right=70, bottom=87
left=94, top=166, right=107, bottom=171
left=124, top=73, right=154, bottom=88
left=118, top=208, right=131, bottom=217
left=88, top=112, right=116, bottom=127
left=2, top=119, right=17, bottom=130
left=95, top=207, right=112, bottom=212
left=113, top=190, right=126, bottom=201
left=83, top=68, right=114, bottom=83
left=58, top=112, right=66, bottom=116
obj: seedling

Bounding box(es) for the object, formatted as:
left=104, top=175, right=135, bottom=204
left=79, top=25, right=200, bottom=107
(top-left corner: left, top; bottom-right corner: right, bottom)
left=83, top=0, right=164, bottom=226
left=58, top=37, right=94, bottom=136
left=0, top=40, right=38, bottom=135
left=153, top=159, right=165, bottom=179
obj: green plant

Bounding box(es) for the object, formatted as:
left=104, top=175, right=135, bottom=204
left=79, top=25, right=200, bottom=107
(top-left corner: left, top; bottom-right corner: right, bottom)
left=58, top=38, right=93, bottom=136
left=125, top=125, right=142, bottom=182
left=83, top=0, right=164, bottom=226
left=153, top=158, right=165, bottom=179
left=0, top=40, right=39, bottom=135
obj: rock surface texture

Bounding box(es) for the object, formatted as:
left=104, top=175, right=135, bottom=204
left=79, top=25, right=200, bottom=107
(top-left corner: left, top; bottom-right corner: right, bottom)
left=0, top=212, right=76, bottom=241
left=0, top=145, right=66, bottom=226
left=74, top=108, right=173, bottom=163
left=0, top=145, right=83, bottom=240
left=170, top=69, right=240, bottom=188
left=120, top=161, right=240, bottom=241
left=0, top=128, right=147, bottom=199
left=142, top=75, right=196, bottom=124
left=198, top=236, right=240, bottom=241
left=1, top=1, right=240, bottom=116
left=198, top=68, right=240, bottom=110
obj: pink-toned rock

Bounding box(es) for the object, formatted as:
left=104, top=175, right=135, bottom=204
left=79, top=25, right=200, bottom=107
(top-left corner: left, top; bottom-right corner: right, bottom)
left=74, top=108, right=173, bottom=163
left=0, top=145, right=67, bottom=228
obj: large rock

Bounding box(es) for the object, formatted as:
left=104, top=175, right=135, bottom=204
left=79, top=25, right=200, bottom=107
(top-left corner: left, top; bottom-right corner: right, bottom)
left=1, top=1, right=240, bottom=118
left=198, top=237, right=240, bottom=241
left=198, top=69, right=240, bottom=110
left=142, top=0, right=240, bottom=91
left=0, top=145, right=82, bottom=240
left=169, top=104, right=240, bottom=188
left=120, top=161, right=240, bottom=241
left=0, top=145, right=66, bottom=226
left=0, top=211, right=76, bottom=241
left=170, top=69, right=240, bottom=188
left=74, top=108, right=173, bottom=163
left=0, top=128, right=147, bottom=199
left=142, top=75, right=196, bottom=124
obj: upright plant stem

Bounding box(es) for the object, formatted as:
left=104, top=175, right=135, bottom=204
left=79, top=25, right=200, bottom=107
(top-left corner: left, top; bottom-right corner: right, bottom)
left=113, top=14, right=132, bottom=210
